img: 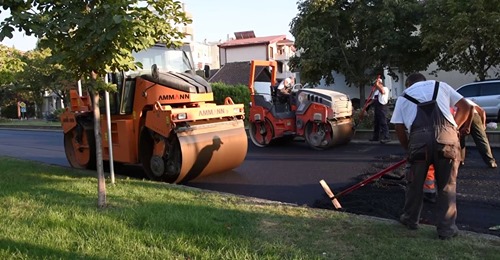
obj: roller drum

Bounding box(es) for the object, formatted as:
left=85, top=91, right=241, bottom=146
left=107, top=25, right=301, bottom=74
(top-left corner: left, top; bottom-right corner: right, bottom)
left=174, top=120, right=247, bottom=183
left=305, top=118, right=354, bottom=150
left=329, top=118, right=355, bottom=146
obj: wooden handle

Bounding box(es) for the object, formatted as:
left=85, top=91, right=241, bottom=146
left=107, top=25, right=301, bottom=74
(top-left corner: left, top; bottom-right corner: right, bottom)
left=319, top=180, right=342, bottom=209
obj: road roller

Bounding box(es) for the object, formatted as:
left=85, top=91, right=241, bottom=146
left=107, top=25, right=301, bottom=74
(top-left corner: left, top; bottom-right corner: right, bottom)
left=248, top=60, right=354, bottom=150
left=60, top=45, right=247, bottom=183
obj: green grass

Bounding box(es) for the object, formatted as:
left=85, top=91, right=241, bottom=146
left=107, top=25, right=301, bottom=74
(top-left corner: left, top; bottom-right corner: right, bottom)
left=0, top=119, right=60, bottom=127
left=0, top=157, right=499, bottom=260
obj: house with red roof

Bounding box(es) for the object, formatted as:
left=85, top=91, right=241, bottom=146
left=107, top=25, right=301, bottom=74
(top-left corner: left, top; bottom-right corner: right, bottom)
left=216, top=31, right=295, bottom=80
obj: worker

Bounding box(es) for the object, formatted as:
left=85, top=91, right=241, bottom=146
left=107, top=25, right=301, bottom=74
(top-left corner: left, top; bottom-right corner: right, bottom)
left=390, top=72, right=472, bottom=240
left=276, top=76, right=295, bottom=110
left=457, top=100, right=497, bottom=168
left=368, top=78, right=390, bottom=144
left=277, top=76, right=294, bottom=95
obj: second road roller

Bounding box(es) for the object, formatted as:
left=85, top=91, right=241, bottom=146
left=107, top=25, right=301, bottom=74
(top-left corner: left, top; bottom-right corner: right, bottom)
left=247, top=60, right=354, bottom=150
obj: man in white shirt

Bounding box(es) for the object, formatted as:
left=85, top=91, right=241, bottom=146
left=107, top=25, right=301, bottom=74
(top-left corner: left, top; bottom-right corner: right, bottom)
left=369, top=78, right=390, bottom=143
left=275, top=76, right=295, bottom=111
left=390, top=73, right=472, bottom=240
left=277, top=76, right=294, bottom=95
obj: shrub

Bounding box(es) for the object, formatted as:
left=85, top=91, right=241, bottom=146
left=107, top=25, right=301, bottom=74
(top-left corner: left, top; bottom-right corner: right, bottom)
left=46, top=108, right=65, bottom=122
left=1, top=104, right=19, bottom=119
left=211, top=82, right=250, bottom=122
left=353, top=107, right=394, bottom=130
left=353, top=108, right=375, bottom=129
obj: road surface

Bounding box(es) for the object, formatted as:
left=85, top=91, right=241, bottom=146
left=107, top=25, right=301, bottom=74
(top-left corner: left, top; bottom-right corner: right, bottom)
left=0, top=129, right=403, bottom=206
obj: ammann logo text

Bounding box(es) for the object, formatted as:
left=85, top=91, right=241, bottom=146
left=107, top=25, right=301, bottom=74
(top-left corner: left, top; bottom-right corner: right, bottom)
left=158, top=94, right=190, bottom=101
left=199, top=108, right=227, bottom=116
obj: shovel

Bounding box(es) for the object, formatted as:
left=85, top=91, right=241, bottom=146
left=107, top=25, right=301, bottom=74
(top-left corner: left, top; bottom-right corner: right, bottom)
left=320, top=159, right=407, bottom=210
left=356, top=75, right=381, bottom=126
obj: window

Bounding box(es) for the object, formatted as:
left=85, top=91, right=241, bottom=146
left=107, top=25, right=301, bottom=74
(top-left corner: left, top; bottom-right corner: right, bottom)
left=457, top=85, right=479, bottom=97
left=480, top=82, right=500, bottom=96
left=277, top=61, right=283, bottom=73
left=120, top=79, right=136, bottom=115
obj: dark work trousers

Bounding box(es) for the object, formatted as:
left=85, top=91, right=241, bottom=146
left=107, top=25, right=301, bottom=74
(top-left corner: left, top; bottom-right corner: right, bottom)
left=460, top=112, right=496, bottom=165
left=401, top=124, right=460, bottom=238
left=372, top=97, right=390, bottom=140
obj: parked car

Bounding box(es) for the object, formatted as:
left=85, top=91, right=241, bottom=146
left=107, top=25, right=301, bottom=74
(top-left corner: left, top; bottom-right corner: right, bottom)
left=456, top=80, right=500, bottom=121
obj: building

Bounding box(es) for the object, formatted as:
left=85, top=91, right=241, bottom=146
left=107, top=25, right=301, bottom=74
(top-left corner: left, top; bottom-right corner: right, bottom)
left=208, top=61, right=271, bottom=86
left=191, top=41, right=220, bottom=71
left=309, top=63, right=499, bottom=105
left=217, top=31, right=295, bottom=80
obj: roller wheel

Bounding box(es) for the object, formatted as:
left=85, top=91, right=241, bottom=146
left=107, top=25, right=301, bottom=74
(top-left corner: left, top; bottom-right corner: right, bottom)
left=139, top=128, right=181, bottom=183
left=249, top=119, right=274, bottom=147
left=304, top=121, right=333, bottom=150
left=64, top=127, right=96, bottom=170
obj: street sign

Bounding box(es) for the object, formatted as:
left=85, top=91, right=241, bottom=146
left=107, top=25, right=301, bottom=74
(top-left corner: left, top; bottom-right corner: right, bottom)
left=19, top=102, right=26, bottom=108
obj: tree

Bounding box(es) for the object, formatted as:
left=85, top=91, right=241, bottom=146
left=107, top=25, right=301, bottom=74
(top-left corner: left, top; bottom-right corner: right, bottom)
left=0, top=1, right=190, bottom=208
left=19, top=48, right=78, bottom=118
left=290, top=0, right=432, bottom=103
left=421, top=0, right=500, bottom=80
left=0, top=44, right=25, bottom=115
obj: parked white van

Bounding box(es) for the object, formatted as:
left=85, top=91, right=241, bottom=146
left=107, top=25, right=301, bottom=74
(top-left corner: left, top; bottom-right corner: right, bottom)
left=456, top=80, right=500, bottom=121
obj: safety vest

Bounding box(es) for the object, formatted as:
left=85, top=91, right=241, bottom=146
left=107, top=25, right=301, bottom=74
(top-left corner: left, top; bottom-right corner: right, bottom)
left=424, top=164, right=436, bottom=193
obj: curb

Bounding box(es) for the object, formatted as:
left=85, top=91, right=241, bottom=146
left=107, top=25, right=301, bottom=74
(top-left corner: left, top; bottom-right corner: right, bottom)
left=2, top=126, right=500, bottom=148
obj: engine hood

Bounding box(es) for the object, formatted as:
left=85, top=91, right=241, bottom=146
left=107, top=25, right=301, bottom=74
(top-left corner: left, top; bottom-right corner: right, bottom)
left=296, top=88, right=352, bottom=118
left=141, top=70, right=212, bottom=93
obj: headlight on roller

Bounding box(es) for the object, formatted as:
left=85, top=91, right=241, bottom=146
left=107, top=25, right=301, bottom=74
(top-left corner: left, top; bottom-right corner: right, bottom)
left=313, top=113, right=322, bottom=121
left=176, top=113, right=187, bottom=120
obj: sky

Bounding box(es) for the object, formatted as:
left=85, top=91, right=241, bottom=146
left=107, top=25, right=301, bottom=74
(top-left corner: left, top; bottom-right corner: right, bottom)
left=0, top=0, right=299, bottom=52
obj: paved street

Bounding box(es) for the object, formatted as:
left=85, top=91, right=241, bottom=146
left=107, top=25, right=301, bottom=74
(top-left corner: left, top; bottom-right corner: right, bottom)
left=0, top=129, right=404, bottom=206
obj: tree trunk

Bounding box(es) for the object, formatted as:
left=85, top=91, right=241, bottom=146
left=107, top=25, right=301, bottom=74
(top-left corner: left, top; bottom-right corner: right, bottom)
left=478, top=70, right=486, bottom=81
left=91, top=91, right=107, bottom=208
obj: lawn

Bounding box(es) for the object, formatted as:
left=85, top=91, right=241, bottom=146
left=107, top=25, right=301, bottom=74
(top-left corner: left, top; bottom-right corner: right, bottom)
left=0, top=118, right=60, bottom=127
left=0, top=157, right=499, bottom=259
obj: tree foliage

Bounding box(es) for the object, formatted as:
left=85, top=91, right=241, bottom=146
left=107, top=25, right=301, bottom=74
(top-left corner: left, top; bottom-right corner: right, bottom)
left=290, top=0, right=432, bottom=100
left=0, top=0, right=191, bottom=207
left=0, top=44, right=25, bottom=111
left=1, top=0, right=190, bottom=80
left=0, top=44, right=24, bottom=86
left=421, top=0, right=500, bottom=80
left=18, top=48, right=78, bottom=117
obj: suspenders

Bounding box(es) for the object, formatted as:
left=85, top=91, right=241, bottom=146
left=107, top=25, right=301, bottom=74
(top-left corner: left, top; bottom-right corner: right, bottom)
left=403, top=81, right=440, bottom=104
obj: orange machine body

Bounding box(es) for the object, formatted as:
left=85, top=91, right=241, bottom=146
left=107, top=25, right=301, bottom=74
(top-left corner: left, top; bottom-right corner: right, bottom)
left=61, top=64, right=247, bottom=183
left=247, top=60, right=354, bottom=150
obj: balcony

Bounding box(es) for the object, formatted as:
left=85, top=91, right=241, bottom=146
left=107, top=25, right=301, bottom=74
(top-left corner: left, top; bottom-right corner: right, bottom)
left=274, top=52, right=294, bottom=61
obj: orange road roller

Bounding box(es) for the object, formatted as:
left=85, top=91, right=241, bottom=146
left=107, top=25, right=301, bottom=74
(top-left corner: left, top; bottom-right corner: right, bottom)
left=60, top=45, right=247, bottom=183
left=247, top=60, right=354, bottom=150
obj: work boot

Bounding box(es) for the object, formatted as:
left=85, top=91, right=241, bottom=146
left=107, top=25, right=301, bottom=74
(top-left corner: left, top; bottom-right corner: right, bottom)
left=488, top=161, right=497, bottom=168
left=399, top=215, right=418, bottom=230
left=379, top=138, right=391, bottom=144
left=438, top=231, right=458, bottom=240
